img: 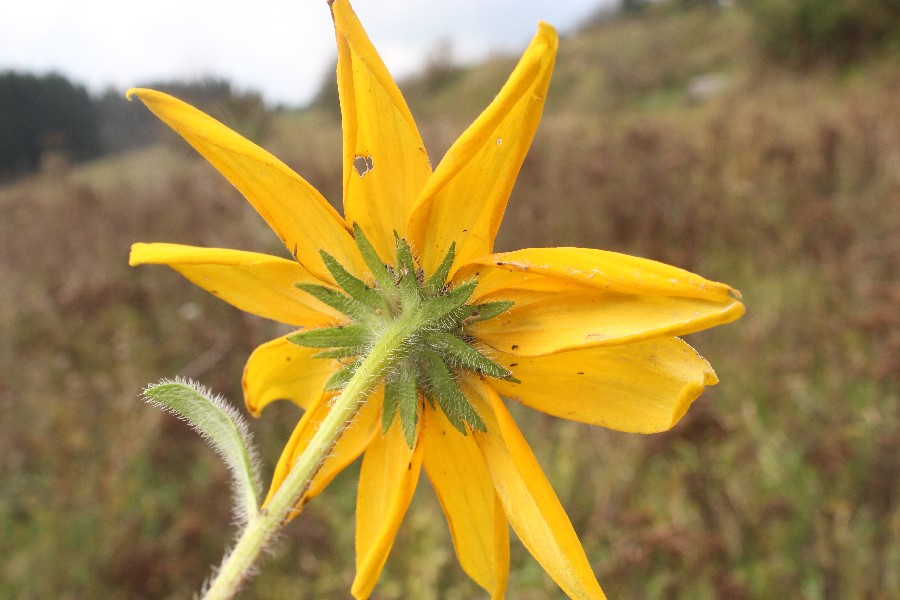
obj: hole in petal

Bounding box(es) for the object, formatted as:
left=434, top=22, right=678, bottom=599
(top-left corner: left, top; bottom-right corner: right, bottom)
left=353, top=155, right=374, bottom=177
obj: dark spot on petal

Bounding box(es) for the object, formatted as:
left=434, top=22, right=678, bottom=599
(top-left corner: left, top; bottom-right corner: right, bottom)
left=407, top=462, right=412, bottom=471
left=353, top=155, right=374, bottom=177
left=577, top=372, right=585, bottom=375
left=510, top=363, right=518, bottom=367
left=511, top=344, right=519, bottom=350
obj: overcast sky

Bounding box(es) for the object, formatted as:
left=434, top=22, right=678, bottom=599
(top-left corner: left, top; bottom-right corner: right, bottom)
left=1, top=0, right=615, bottom=106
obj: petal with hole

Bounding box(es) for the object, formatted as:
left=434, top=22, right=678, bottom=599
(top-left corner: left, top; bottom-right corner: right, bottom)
left=331, top=0, right=432, bottom=260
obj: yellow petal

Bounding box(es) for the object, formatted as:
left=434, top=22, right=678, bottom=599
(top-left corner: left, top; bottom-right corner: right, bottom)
left=461, top=248, right=744, bottom=356
left=264, top=387, right=380, bottom=511
left=464, top=376, right=606, bottom=599
left=490, top=338, right=717, bottom=433
left=460, top=246, right=741, bottom=303
left=126, top=88, right=364, bottom=282
left=422, top=404, right=509, bottom=598
left=242, top=334, right=341, bottom=417
left=353, top=419, right=424, bottom=599
left=463, top=263, right=589, bottom=302
left=130, top=243, right=344, bottom=327
left=331, top=0, right=432, bottom=259
left=408, top=24, right=557, bottom=275
left=472, top=284, right=744, bottom=357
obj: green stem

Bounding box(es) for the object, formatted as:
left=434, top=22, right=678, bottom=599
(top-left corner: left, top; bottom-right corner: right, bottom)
left=202, top=315, right=418, bottom=600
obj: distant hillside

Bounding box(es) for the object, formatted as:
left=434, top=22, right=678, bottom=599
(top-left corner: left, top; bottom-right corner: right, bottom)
left=4, top=0, right=898, bottom=180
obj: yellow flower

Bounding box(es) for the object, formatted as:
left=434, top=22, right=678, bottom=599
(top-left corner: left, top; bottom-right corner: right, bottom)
left=129, top=1, right=743, bottom=598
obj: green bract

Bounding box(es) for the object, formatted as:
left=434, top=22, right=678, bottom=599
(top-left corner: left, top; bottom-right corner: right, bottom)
left=287, top=226, right=516, bottom=447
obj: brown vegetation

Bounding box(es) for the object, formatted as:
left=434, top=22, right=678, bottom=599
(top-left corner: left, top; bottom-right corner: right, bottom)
left=1, top=6, right=898, bottom=599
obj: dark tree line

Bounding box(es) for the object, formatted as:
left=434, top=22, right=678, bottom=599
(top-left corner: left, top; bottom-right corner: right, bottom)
left=0, top=72, right=102, bottom=177
left=0, top=71, right=269, bottom=180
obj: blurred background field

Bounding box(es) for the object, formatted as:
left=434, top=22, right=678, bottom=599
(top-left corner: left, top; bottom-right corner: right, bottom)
left=1, top=1, right=899, bottom=598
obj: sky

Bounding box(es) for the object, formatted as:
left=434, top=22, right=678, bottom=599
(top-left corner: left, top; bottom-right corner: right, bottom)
left=1, top=0, right=615, bottom=106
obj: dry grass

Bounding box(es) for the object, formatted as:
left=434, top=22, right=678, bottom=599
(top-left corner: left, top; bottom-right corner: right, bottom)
left=1, top=7, right=898, bottom=599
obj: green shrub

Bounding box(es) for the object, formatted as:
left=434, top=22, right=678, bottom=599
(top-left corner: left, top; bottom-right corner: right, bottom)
left=747, top=0, right=900, bottom=64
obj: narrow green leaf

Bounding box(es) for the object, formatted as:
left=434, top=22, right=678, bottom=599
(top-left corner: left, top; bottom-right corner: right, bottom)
left=382, top=377, right=401, bottom=434
left=288, top=324, right=369, bottom=348
left=465, top=300, right=514, bottom=323
left=294, top=283, right=373, bottom=320
left=419, top=350, right=485, bottom=434
left=450, top=300, right=515, bottom=325
left=419, top=280, right=477, bottom=324
left=398, top=375, right=419, bottom=449
left=353, top=223, right=395, bottom=293
left=320, top=250, right=387, bottom=311
left=394, top=236, right=421, bottom=302
left=385, top=366, right=419, bottom=448
left=313, top=346, right=366, bottom=359
left=324, top=361, right=359, bottom=391
left=425, top=332, right=515, bottom=380
left=423, top=242, right=455, bottom=297
left=394, top=236, right=418, bottom=280
left=383, top=365, right=419, bottom=448
left=143, top=379, right=261, bottom=523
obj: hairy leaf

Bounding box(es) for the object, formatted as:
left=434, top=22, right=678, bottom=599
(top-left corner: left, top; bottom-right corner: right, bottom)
left=288, top=323, right=369, bottom=348
left=143, top=379, right=261, bottom=524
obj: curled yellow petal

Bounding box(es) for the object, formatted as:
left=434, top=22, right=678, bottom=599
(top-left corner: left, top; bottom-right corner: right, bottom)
left=464, top=376, right=606, bottom=599
left=242, top=334, right=341, bottom=417
left=457, top=249, right=744, bottom=356
left=461, top=246, right=741, bottom=303
left=130, top=243, right=343, bottom=327
left=490, top=338, right=717, bottom=433
left=331, top=0, right=431, bottom=260
left=264, top=388, right=380, bottom=511
left=126, top=88, right=364, bottom=283
left=353, top=419, right=424, bottom=599
left=422, top=404, right=509, bottom=598
left=471, top=284, right=744, bottom=357
left=408, top=23, right=558, bottom=275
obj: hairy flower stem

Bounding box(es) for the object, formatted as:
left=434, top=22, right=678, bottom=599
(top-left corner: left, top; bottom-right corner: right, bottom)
left=202, top=314, right=421, bottom=600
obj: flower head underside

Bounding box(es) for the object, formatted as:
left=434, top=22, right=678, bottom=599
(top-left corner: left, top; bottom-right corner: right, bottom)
left=128, top=1, right=744, bottom=598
